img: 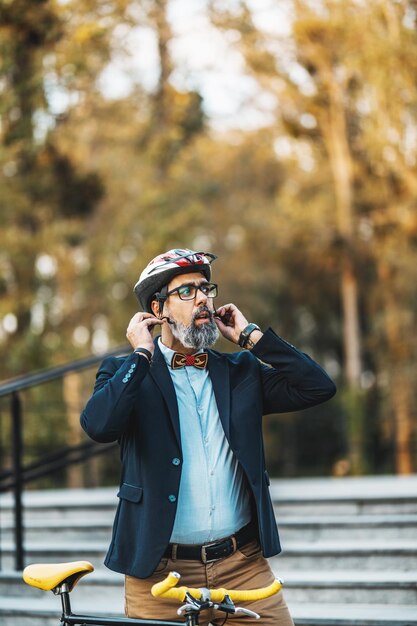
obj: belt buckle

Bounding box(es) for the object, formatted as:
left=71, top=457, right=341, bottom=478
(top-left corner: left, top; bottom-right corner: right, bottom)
left=201, top=536, right=237, bottom=564
left=201, top=540, right=218, bottom=564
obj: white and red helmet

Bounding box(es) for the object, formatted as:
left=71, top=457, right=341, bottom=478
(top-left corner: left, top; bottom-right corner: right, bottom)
left=134, top=248, right=217, bottom=313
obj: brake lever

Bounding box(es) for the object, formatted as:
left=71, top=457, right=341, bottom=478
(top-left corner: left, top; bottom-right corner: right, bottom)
left=177, top=593, right=212, bottom=616
left=211, top=602, right=260, bottom=619
left=177, top=604, right=196, bottom=616
left=235, top=607, right=260, bottom=619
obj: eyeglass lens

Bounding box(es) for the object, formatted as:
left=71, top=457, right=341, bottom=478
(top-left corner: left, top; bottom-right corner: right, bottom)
left=176, top=283, right=217, bottom=300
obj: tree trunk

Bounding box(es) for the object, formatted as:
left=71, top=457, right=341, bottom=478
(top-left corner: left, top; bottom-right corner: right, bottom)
left=63, top=372, right=83, bottom=488
left=323, top=76, right=362, bottom=387
left=321, top=74, right=364, bottom=473
left=391, top=374, right=414, bottom=474
left=379, top=262, right=414, bottom=474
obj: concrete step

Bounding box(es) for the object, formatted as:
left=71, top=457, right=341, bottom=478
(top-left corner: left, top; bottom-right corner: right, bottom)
left=0, top=594, right=123, bottom=626
left=1, top=595, right=417, bottom=626
left=2, top=495, right=415, bottom=521
left=2, top=539, right=417, bottom=572
left=0, top=519, right=113, bottom=543
left=271, top=540, right=417, bottom=571
left=0, top=488, right=117, bottom=524
left=0, top=541, right=108, bottom=570
left=3, top=567, right=417, bottom=605
left=278, top=515, right=417, bottom=541
left=271, top=476, right=417, bottom=502
left=2, top=476, right=417, bottom=524
left=4, top=511, right=417, bottom=544
left=272, top=476, right=417, bottom=516
left=3, top=514, right=416, bottom=545
left=275, top=501, right=417, bottom=516
left=291, top=603, right=417, bottom=626
left=280, top=570, right=417, bottom=605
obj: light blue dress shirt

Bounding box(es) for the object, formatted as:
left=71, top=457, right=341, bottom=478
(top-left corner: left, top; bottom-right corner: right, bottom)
left=159, top=339, right=251, bottom=544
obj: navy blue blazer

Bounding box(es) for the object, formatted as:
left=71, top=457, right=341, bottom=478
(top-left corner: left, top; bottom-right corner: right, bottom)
left=80, top=328, right=336, bottom=578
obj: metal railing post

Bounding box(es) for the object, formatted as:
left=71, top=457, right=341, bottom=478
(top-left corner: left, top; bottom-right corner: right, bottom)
left=0, top=470, right=2, bottom=571
left=0, top=406, right=2, bottom=570
left=0, top=343, right=128, bottom=573
left=11, top=391, right=24, bottom=570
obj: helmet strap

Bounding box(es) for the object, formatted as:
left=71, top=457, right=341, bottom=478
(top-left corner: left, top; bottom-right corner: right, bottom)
left=154, top=286, right=168, bottom=317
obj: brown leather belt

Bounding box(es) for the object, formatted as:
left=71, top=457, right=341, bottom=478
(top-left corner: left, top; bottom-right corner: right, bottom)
left=163, top=520, right=257, bottom=564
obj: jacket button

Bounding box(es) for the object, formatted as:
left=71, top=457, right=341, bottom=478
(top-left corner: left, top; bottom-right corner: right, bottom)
left=172, top=458, right=181, bottom=466
left=168, top=495, right=177, bottom=503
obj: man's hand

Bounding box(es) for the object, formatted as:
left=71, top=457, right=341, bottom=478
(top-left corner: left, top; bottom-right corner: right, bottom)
left=214, top=304, right=263, bottom=347
left=126, top=312, right=164, bottom=354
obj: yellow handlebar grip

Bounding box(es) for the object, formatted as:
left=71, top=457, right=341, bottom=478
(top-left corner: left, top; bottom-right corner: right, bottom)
left=151, top=572, right=283, bottom=603
left=212, top=579, right=283, bottom=602
left=151, top=571, right=204, bottom=601
left=151, top=571, right=182, bottom=597
left=154, top=585, right=203, bottom=601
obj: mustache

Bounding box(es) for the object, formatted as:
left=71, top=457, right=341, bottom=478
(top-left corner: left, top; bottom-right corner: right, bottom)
left=192, top=306, right=214, bottom=322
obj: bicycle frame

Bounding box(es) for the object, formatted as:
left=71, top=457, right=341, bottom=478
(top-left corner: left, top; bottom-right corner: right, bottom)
left=58, top=583, right=200, bottom=626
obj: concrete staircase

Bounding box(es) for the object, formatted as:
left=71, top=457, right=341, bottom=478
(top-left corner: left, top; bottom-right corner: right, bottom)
left=1, top=475, right=417, bottom=625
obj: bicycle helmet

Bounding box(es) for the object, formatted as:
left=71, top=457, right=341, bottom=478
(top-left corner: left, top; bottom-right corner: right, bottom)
left=134, top=248, right=217, bottom=313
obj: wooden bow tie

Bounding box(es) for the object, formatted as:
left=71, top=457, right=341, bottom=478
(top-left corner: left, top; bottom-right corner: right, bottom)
left=171, top=352, right=208, bottom=370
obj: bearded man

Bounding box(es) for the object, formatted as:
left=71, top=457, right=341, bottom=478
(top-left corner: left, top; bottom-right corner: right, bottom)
left=80, top=248, right=336, bottom=626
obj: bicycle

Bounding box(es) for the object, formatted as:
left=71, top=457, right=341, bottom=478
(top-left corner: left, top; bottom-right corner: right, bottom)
left=23, top=560, right=283, bottom=626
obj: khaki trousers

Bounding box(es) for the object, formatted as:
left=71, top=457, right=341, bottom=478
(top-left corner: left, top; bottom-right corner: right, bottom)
left=125, top=540, right=294, bottom=626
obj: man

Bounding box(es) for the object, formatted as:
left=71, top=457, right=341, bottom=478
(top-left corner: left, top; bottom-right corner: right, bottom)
left=81, top=248, right=336, bottom=626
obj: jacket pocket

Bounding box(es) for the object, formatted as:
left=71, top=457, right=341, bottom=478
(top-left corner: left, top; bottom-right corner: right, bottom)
left=117, top=482, right=143, bottom=503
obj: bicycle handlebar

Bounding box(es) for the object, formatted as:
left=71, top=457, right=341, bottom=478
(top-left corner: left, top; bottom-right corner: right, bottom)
left=151, top=571, right=283, bottom=602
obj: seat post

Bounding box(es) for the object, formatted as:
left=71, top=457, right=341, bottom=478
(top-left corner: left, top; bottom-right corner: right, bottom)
left=58, top=583, right=72, bottom=622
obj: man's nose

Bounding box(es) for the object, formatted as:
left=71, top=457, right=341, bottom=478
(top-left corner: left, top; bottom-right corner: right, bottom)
left=195, top=286, right=208, bottom=306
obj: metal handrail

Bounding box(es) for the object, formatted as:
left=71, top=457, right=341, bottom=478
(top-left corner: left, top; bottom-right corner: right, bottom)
left=0, top=441, right=117, bottom=493
left=0, top=345, right=129, bottom=397
left=0, top=344, right=129, bottom=571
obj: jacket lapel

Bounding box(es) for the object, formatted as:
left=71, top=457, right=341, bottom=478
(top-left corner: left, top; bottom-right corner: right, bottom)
left=149, top=339, right=181, bottom=447
left=208, top=351, right=231, bottom=440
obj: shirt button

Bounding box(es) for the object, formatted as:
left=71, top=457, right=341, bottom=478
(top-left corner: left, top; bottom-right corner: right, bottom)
left=172, top=458, right=181, bottom=466
left=168, top=494, right=177, bottom=503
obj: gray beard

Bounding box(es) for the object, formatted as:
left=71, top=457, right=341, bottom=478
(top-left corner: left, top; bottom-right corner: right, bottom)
left=169, top=314, right=219, bottom=351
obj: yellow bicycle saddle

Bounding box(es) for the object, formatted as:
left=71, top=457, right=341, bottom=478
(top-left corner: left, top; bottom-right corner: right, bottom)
left=23, top=560, right=94, bottom=592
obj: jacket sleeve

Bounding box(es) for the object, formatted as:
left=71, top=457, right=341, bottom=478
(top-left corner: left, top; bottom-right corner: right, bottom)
left=251, top=328, right=336, bottom=414
left=80, top=352, right=150, bottom=443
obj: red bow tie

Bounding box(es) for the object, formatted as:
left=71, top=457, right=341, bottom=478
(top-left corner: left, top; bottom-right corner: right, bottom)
left=171, top=352, right=208, bottom=370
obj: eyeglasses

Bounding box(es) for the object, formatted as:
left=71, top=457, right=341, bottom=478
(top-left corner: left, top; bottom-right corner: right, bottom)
left=166, top=282, right=218, bottom=301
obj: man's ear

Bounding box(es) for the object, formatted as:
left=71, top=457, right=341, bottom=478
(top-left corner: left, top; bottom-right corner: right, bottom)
left=151, top=299, right=161, bottom=318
